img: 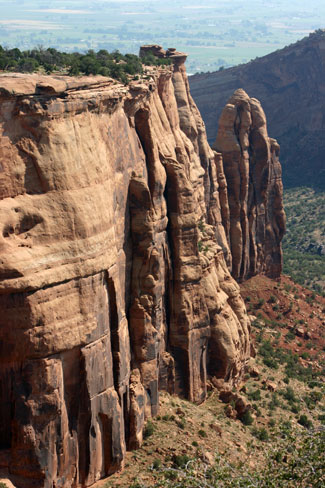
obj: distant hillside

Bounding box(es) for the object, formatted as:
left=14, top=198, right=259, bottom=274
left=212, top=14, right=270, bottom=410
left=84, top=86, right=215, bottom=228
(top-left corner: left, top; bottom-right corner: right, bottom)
left=282, top=187, right=325, bottom=293
left=189, top=30, right=325, bottom=190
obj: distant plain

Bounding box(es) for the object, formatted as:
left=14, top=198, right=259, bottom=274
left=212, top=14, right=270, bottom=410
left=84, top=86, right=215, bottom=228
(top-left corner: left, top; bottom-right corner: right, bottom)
left=1, top=0, right=325, bottom=73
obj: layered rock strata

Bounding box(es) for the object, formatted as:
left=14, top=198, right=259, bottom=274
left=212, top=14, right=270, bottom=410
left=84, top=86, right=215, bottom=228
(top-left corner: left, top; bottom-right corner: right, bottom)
left=214, top=89, right=285, bottom=281
left=0, top=56, right=251, bottom=486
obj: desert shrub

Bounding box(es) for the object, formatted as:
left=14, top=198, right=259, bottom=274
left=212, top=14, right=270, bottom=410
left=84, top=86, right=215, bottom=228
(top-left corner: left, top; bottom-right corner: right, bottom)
left=255, top=298, right=265, bottom=309
left=263, top=357, right=279, bottom=369
left=240, top=410, right=254, bottom=425
left=198, top=429, right=207, bottom=437
left=152, top=459, right=161, bottom=470
left=172, top=454, right=191, bottom=468
left=298, top=414, right=312, bottom=429
left=291, top=404, right=300, bottom=414
left=247, top=389, right=261, bottom=401
left=138, top=429, right=325, bottom=487
left=304, top=391, right=322, bottom=409
left=252, top=427, right=269, bottom=441
left=269, top=393, right=280, bottom=411
left=281, top=386, right=298, bottom=403
left=285, top=330, right=296, bottom=342
left=143, top=420, right=154, bottom=439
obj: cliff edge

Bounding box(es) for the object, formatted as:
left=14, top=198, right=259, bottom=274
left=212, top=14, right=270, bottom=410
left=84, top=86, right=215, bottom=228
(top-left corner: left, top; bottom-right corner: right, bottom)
left=0, top=48, right=283, bottom=487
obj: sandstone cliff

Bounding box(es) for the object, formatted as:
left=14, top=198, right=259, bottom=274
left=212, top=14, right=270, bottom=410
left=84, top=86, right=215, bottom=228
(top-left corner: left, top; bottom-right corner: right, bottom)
left=214, top=89, right=285, bottom=282
left=0, top=55, right=252, bottom=487
left=189, top=29, right=325, bottom=190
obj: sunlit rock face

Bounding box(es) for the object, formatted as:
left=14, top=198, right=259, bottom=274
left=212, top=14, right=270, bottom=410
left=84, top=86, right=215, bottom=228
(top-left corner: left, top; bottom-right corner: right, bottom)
left=214, top=89, right=285, bottom=282
left=0, top=52, right=257, bottom=487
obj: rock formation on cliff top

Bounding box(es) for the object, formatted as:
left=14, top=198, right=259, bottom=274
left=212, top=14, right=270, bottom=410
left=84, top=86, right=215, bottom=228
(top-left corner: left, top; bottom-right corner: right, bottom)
left=0, top=47, right=283, bottom=487
left=189, top=29, right=325, bottom=190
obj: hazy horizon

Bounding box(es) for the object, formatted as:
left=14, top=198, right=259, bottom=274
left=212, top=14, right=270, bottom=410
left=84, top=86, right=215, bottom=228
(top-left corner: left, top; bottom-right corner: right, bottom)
left=0, top=0, right=324, bottom=72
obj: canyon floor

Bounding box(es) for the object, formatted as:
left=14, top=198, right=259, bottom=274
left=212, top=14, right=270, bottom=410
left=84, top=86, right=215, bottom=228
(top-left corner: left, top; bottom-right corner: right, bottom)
left=95, top=275, right=325, bottom=488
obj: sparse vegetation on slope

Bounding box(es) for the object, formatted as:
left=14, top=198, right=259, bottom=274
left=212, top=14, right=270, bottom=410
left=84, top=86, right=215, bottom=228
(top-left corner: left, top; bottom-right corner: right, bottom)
left=120, top=428, right=325, bottom=487
left=282, top=187, right=325, bottom=293
left=100, top=276, right=325, bottom=488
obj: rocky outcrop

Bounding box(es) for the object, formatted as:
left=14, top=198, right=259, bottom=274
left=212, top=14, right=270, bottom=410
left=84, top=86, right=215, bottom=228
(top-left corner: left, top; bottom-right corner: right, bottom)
left=0, top=53, right=251, bottom=486
left=214, top=89, right=285, bottom=281
left=189, top=29, right=325, bottom=190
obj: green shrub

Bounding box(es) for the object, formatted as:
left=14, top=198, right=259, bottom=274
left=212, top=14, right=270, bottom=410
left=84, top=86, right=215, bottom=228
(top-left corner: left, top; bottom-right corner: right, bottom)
left=172, top=454, right=191, bottom=468
left=304, top=391, right=322, bottom=409
left=263, top=357, right=279, bottom=369
left=298, top=414, right=312, bottom=429
left=143, top=419, right=154, bottom=439
left=255, top=298, right=265, bottom=309
left=248, top=389, right=261, bottom=401
left=198, top=429, right=207, bottom=438
left=281, top=386, right=298, bottom=403
left=318, top=414, right=325, bottom=424
left=291, top=404, right=300, bottom=414
left=240, top=410, right=254, bottom=425
left=252, top=427, right=269, bottom=441
left=152, top=459, right=161, bottom=470
left=285, top=331, right=296, bottom=342
left=269, top=393, right=280, bottom=411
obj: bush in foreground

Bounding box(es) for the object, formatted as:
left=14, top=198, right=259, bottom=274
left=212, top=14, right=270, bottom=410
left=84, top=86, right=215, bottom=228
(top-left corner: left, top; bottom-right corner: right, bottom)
left=126, top=428, right=325, bottom=487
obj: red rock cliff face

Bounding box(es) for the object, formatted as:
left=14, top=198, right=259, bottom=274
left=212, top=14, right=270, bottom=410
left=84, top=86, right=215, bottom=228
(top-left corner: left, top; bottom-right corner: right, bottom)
left=0, top=57, right=251, bottom=487
left=214, top=89, right=285, bottom=282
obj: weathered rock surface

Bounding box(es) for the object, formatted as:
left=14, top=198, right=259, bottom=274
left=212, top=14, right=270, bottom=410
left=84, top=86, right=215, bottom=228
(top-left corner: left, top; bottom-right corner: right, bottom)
left=189, top=29, right=325, bottom=190
left=0, top=55, right=252, bottom=486
left=214, top=89, right=286, bottom=281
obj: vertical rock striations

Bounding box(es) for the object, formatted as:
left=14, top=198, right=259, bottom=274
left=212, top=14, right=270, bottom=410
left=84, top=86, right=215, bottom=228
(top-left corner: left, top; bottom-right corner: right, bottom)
left=214, top=89, right=285, bottom=282
left=0, top=51, right=282, bottom=487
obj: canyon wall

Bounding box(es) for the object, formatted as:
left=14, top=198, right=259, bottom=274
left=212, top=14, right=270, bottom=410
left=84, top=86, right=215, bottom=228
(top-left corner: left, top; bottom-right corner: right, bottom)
left=0, top=50, right=282, bottom=487
left=189, top=29, right=325, bottom=190
left=214, top=89, right=285, bottom=281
